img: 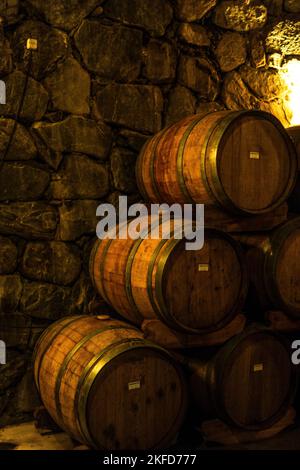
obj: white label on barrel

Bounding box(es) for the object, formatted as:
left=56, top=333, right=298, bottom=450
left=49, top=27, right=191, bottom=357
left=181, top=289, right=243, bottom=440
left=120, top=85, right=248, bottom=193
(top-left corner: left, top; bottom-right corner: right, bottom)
left=253, top=363, right=264, bottom=372
left=198, top=264, right=209, bottom=272
left=250, top=152, right=260, bottom=160
left=128, top=381, right=141, bottom=391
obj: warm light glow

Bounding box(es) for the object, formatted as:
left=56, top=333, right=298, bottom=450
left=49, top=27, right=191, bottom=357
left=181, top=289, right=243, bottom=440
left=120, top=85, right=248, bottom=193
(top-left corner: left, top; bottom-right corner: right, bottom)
left=280, top=59, right=300, bottom=126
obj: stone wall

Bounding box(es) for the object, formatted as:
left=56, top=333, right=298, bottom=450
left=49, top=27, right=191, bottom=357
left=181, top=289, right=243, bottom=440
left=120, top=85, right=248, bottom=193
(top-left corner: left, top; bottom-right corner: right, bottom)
left=0, top=0, right=299, bottom=425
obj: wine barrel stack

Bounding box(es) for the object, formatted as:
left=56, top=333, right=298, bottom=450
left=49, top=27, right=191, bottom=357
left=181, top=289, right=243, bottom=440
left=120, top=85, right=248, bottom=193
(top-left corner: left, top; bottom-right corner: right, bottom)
left=35, top=110, right=300, bottom=449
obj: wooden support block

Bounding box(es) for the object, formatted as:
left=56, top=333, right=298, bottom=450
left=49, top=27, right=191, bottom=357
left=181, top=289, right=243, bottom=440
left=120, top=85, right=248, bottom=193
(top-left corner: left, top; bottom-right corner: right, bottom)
left=204, top=203, right=287, bottom=232
left=34, top=406, right=63, bottom=436
left=200, top=407, right=296, bottom=446
left=141, top=314, right=246, bottom=349
left=265, top=310, right=300, bottom=333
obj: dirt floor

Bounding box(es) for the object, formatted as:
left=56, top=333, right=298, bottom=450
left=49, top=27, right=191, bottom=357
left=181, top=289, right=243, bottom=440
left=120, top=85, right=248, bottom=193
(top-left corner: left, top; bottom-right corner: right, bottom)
left=0, top=422, right=75, bottom=450
left=1, top=421, right=300, bottom=451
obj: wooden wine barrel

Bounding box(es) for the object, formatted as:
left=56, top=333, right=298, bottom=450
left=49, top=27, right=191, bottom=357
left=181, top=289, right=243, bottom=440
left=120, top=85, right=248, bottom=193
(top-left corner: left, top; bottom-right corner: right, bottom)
left=236, top=217, right=300, bottom=318
left=289, top=176, right=300, bottom=213
left=287, top=127, right=300, bottom=212
left=287, top=126, right=300, bottom=169
left=90, top=217, right=248, bottom=334
left=136, top=111, right=297, bottom=215
left=34, top=315, right=187, bottom=450
left=188, top=327, right=296, bottom=430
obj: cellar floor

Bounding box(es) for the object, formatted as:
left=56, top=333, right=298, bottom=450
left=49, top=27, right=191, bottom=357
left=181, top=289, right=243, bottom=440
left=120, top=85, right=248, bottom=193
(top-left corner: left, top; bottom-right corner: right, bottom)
left=1, top=421, right=300, bottom=451
left=0, top=422, right=75, bottom=450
